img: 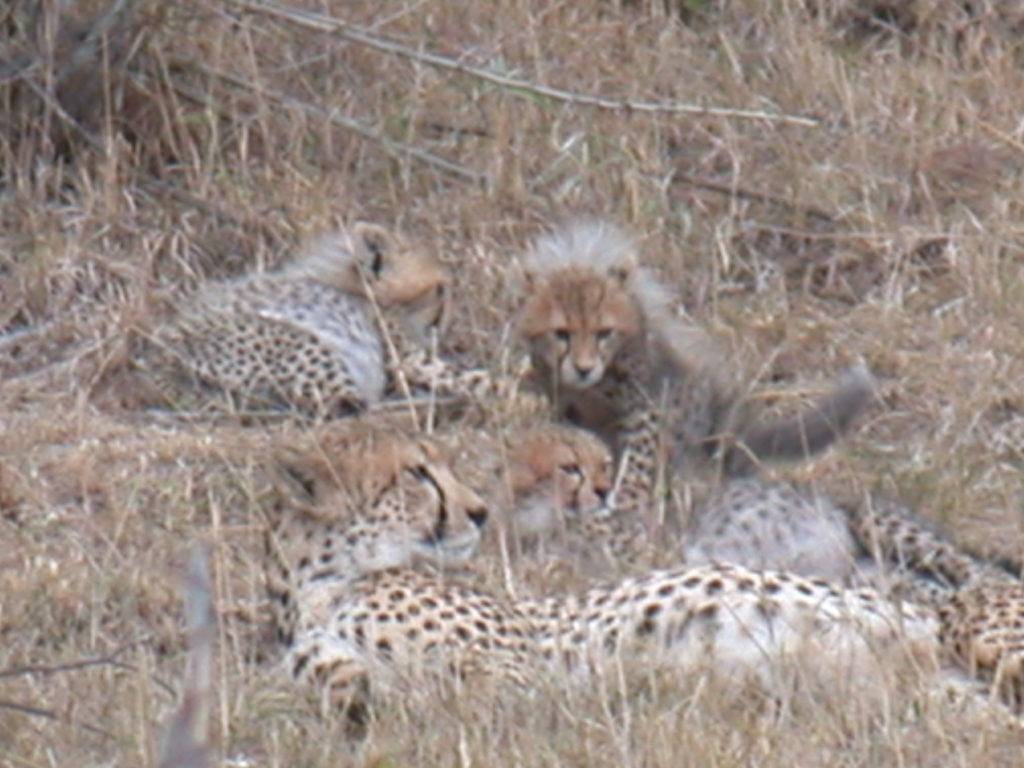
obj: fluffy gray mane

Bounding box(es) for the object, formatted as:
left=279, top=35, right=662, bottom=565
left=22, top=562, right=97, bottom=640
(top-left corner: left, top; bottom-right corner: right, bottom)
left=282, top=228, right=361, bottom=285
left=525, top=220, right=676, bottom=325
left=524, top=220, right=637, bottom=274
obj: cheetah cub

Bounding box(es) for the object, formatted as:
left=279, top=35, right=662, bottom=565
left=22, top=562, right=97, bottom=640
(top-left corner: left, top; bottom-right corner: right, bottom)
left=517, top=220, right=875, bottom=491
left=146, top=223, right=473, bottom=417
left=444, top=422, right=643, bottom=587
left=445, top=423, right=614, bottom=542
left=517, top=220, right=874, bottom=579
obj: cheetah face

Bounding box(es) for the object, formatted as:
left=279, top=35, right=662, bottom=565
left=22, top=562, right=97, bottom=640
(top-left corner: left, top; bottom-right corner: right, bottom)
left=395, top=451, right=489, bottom=564
left=506, top=426, right=615, bottom=537
left=351, top=223, right=453, bottom=344
left=301, top=222, right=452, bottom=343
left=518, top=267, right=640, bottom=390
left=290, top=429, right=489, bottom=575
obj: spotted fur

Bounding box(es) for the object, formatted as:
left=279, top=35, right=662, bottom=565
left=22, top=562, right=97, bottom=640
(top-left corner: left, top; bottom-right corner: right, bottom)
left=685, top=478, right=859, bottom=582
left=143, top=223, right=490, bottom=417
left=844, top=494, right=1024, bottom=708
left=264, top=423, right=943, bottom=719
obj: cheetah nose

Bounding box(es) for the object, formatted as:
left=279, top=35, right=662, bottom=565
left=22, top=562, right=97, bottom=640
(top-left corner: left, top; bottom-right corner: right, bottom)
left=467, top=506, right=488, bottom=529
left=574, top=364, right=595, bottom=381
left=596, top=486, right=611, bottom=505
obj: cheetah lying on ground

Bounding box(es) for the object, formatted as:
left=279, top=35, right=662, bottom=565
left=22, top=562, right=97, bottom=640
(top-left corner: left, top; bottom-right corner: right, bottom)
left=442, top=423, right=617, bottom=577
left=263, top=421, right=956, bottom=721
left=143, top=223, right=492, bottom=418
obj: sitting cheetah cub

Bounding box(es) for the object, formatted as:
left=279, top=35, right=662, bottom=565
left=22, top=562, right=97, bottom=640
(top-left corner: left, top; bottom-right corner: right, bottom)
left=517, top=220, right=876, bottom=491
left=145, top=223, right=476, bottom=417
left=516, top=221, right=875, bottom=581
left=264, top=422, right=942, bottom=721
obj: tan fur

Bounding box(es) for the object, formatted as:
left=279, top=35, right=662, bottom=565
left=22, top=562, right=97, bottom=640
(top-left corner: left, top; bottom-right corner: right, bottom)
left=504, top=425, right=614, bottom=527
left=442, top=423, right=614, bottom=545
left=286, top=223, right=451, bottom=325
left=846, top=495, right=1017, bottom=594
left=272, top=420, right=488, bottom=561
left=941, top=582, right=1024, bottom=708
left=843, top=493, right=1024, bottom=708
left=519, top=266, right=642, bottom=389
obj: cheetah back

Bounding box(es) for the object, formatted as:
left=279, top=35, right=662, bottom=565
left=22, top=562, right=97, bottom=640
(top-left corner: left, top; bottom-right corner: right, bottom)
left=685, top=478, right=858, bottom=582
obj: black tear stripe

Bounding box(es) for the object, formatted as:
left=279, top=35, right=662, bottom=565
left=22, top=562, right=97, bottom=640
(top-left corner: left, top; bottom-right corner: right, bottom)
left=424, top=469, right=450, bottom=544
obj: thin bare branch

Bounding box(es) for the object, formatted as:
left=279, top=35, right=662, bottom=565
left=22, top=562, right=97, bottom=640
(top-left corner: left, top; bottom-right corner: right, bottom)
left=170, top=61, right=485, bottom=183
left=0, top=641, right=144, bottom=680
left=669, top=170, right=837, bottom=224
left=0, top=698, right=114, bottom=739
left=225, top=0, right=820, bottom=127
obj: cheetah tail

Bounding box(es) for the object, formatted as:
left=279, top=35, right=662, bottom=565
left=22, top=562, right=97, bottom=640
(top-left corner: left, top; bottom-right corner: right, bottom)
left=724, top=365, right=877, bottom=477
left=846, top=494, right=1021, bottom=588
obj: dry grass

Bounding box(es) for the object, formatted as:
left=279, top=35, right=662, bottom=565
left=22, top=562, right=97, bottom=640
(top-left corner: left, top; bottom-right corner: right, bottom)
left=4, top=0, right=1024, bottom=764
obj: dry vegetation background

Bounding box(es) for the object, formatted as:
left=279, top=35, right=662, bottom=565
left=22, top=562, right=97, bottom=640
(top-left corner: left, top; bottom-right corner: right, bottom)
left=3, top=0, right=1024, bottom=764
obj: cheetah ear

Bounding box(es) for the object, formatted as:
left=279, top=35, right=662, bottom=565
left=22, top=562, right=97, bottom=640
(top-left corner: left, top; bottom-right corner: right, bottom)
left=605, top=255, right=637, bottom=287
left=516, top=259, right=538, bottom=292
left=352, top=222, right=397, bottom=278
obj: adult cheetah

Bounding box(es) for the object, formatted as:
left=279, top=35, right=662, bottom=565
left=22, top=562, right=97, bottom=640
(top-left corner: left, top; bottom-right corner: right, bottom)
left=263, top=419, right=537, bottom=711
left=263, top=421, right=944, bottom=721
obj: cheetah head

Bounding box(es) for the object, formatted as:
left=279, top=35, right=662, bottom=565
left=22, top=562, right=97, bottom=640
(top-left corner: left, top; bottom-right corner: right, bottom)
left=300, top=222, right=452, bottom=343
left=505, top=425, right=614, bottom=537
left=275, top=424, right=488, bottom=577
left=518, top=222, right=643, bottom=390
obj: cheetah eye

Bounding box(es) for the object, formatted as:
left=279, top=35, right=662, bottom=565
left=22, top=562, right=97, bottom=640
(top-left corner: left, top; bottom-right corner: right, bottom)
left=596, top=328, right=613, bottom=342
left=559, top=463, right=582, bottom=478
left=369, top=250, right=385, bottom=277
left=406, top=464, right=432, bottom=482
left=554, top=329, right=570, bottom=343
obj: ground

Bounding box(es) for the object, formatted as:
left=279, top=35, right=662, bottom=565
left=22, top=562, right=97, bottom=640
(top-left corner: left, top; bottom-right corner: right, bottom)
left=3, top=0, right=1024, bottom=764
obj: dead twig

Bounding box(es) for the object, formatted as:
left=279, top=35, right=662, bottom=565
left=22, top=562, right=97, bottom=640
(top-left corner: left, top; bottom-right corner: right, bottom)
left=0, top=640, right=145, bottom=680
left=0, top=639, right=177, bottom=701
left=170, top=60, right=485, bottom=183
left=0, top=698, right=114, bottom=739
left=669, top=170, right=837, bottom=224
left=224, top=0, right=820, bottom=127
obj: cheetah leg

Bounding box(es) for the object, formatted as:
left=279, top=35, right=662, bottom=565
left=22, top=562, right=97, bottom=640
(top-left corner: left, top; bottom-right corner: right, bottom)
left=286, top=630, right=373, bottom=722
